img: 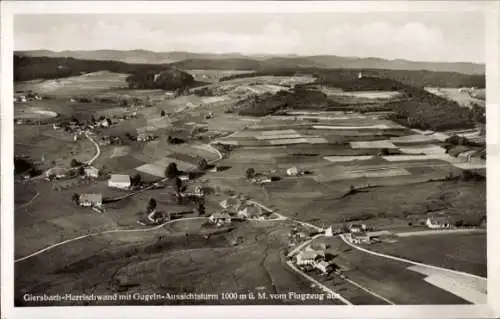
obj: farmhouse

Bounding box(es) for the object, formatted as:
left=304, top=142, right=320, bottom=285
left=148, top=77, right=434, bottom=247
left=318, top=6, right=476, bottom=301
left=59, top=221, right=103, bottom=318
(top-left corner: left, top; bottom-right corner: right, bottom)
left=78, top=193, right=102, bottom=207
left=237, top=204, right=262, bottom=219
left=147, top=210, right=164, bottom=224
left=220, top=197, right=240, bottom=209
left=208, top=212, right=232, bottom=225
left=314, top=261, right=332, bottom=274
left=286, top=166, right=302, bottom=177
left=251, top=175, right=272, bottom=184
left=178, top=173, right=191, bottom=181
left=84, top=166, right=99, bottom=178
left=295, top=250, right=319, bottom=266
left=46, top=167, right=68, bottom=179
left=138, top=134, right=154, bottom=142
left=350, top=232, right=371, bottom=244
left=108, top=174, right=131, bottom=189
left=349, top=223, right=367, bottom=233
left=426, top=217, right=451, bottom=229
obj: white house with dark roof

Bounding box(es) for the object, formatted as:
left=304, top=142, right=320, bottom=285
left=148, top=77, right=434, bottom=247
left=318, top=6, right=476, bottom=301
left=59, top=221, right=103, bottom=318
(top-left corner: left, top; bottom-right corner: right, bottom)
left=208, top=212, right=232, bottom=225
left=426, top=217, right=451, bottom=229
left=79, top=193, right=102, bottom=207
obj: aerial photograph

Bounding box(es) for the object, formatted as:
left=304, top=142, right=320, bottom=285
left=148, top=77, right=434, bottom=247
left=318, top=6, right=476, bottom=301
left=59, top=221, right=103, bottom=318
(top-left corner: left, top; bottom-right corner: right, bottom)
left=13, top=11, right=486, bottom=306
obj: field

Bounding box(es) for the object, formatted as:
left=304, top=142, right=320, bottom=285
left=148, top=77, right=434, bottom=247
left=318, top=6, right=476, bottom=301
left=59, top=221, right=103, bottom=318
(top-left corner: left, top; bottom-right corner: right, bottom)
left=308, top=236, right=470, bottom=304
left=369, top=232, right=486, bottom=277
left=425, top=88, right=485, bottom=108
left=14, top=68, right=487, bottom=306
left=15, top=71, right=129, bottom=97
left=15, top=221, right=339, bottom=306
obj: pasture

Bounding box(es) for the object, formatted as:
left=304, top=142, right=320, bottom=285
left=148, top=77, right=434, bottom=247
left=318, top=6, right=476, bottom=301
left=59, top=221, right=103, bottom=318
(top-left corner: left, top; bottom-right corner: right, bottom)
left=369, top=232, right=486, bottom=277
left=15, top=221, right=336, bottom=305
left=15, top=71, right=129, bottom=97
left=312, top=236, right=470, bottom=304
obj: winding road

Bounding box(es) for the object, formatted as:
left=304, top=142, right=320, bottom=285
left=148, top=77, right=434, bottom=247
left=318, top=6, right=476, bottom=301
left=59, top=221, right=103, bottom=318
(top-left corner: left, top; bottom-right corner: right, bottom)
left=15, top=118, right=485, bottom=306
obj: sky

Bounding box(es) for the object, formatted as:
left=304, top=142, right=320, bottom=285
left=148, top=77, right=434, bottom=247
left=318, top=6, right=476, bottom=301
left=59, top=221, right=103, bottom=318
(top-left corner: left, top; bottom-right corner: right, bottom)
left=14, top=11, right=486, bottom=63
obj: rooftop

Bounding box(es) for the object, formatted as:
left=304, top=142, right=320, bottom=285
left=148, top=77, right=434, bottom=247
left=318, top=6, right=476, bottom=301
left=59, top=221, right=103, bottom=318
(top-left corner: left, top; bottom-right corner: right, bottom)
left=79, top=193, right=102, bottom=202
left=109, top=174, right=131, bottom=183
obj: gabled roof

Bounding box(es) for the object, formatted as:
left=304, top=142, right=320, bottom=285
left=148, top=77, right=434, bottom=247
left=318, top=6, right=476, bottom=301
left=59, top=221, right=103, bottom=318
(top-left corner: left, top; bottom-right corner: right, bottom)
left=79, top=193, right=102, bottom=202
left=298, top=250, right=319, bottom=260
left=109, top=174, right=131, bottom=183
left=427, top=216, right=451, bottom=224
left=211, top=212, right=231, bottom=219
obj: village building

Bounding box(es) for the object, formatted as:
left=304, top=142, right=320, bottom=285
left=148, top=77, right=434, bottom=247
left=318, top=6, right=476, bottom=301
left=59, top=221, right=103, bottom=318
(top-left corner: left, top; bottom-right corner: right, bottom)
left=324, top=226, right=334, bottom=237
left=220, top=197, right=240, bottom=209
left=208, top=212, right=232, bottom=225
left=237, top=204, right=262, bottom=219
left=46, top=167, right=68, bottom=179
left=78, top=193, right=102, bottom=208
left=251, top=175, right=272, bottom=184
left=349, top=223, right=367, bottom=233
left=178, top=173, right=190, bottom=181
left=286, top=166, right=302, bottom=177
left=108, top=174, right=131, bottom=189
left=147, top=210, right=164, bottom=224
left=296, top=250, right=319, bottom=266
left=426, top=217, right=451, bottom=229
left=137, top=133, right=156, bottom=142
left=84, top=166, right=99, bottom=178
left=314, top=260, right=332, bottom=274
left=210, top=165, right=224, bottom=173
left=350, top=231, right=371, bottom=244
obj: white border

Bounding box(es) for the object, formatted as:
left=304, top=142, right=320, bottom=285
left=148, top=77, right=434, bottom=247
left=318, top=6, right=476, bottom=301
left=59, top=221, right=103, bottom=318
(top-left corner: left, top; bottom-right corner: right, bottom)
left=1, top=1, right=499, bottom=319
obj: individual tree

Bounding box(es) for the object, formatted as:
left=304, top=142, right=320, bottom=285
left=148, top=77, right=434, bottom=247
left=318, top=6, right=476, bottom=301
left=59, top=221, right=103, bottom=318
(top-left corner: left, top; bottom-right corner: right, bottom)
left=146, top=197, right=157, bottom=213
left=131, top=173, right=142, bottom=186
left=378, top=148, right=390, bottom=156
left=72, top=193, right=80, bottom=205
left=165, top=162, right=179, bottom=179
left=245, top=167, right=255, bottom=180
left=78, top=166, right=85, bottom=176
left=99, top=116, right=105, bottom=121
left=198, top=157, right=208, bottom=170
left=174, top=177, right=182, bottom=193
left=161, top=110, right=166, bottom=117
left=197, top=202, right=206, bottom=216
left=70, top=159, right=81, bottom=167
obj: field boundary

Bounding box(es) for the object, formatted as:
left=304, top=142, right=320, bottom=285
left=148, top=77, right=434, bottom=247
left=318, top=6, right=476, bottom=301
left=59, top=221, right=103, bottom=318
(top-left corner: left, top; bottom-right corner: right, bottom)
left=339, top=234, right=486, bottom=281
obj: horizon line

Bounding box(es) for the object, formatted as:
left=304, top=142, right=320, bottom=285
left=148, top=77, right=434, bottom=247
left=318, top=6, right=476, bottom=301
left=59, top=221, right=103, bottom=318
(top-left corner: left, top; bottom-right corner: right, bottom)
left=14, top=49, right=486, bottom=65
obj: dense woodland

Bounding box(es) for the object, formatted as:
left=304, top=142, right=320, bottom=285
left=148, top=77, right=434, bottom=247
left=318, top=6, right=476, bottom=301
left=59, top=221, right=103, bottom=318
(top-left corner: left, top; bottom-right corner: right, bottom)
left=220, top=68, right=485, bottom=89
left=14, top=55, right=197, bottom=90
left=235, top=88, right=340, bottom=116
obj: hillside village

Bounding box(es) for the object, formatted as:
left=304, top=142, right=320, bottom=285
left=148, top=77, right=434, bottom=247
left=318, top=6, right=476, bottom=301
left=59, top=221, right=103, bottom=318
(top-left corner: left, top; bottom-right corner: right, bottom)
left=13, top=52, right=487, bottom=307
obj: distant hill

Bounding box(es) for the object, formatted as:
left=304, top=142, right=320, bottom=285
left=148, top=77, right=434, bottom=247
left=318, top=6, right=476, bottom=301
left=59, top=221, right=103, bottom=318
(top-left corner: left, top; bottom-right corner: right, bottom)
left=16, top=50, right=485, bottom=75
left=14, top=55, right=197, bottom=90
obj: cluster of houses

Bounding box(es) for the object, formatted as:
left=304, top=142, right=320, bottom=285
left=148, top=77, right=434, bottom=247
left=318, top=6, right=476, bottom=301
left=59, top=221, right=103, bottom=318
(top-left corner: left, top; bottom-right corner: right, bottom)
left=99, top=135, right=123, bottom=146
left=206, top=196, right=265, bottom=227
left=295, top=243, right=333, bottom=274
left=425, top=216, right=451, bottom=229
left=14, top=91, right=42, bottom=103
left=343, top=223, right=390, bottom=245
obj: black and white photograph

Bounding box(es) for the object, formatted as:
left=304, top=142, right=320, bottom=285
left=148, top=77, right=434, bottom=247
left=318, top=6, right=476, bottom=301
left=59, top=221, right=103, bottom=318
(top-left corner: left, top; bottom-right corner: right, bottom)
left=1, top=1, right=499, bottom=318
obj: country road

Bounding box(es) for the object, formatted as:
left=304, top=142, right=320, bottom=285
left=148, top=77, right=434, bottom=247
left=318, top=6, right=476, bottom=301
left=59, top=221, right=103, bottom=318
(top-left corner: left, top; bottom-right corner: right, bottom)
left=14, top=217, right=207, bottom=263
left=285, top=260, right=352, bottom=305
left=84, top=132, right=101, bottom=165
